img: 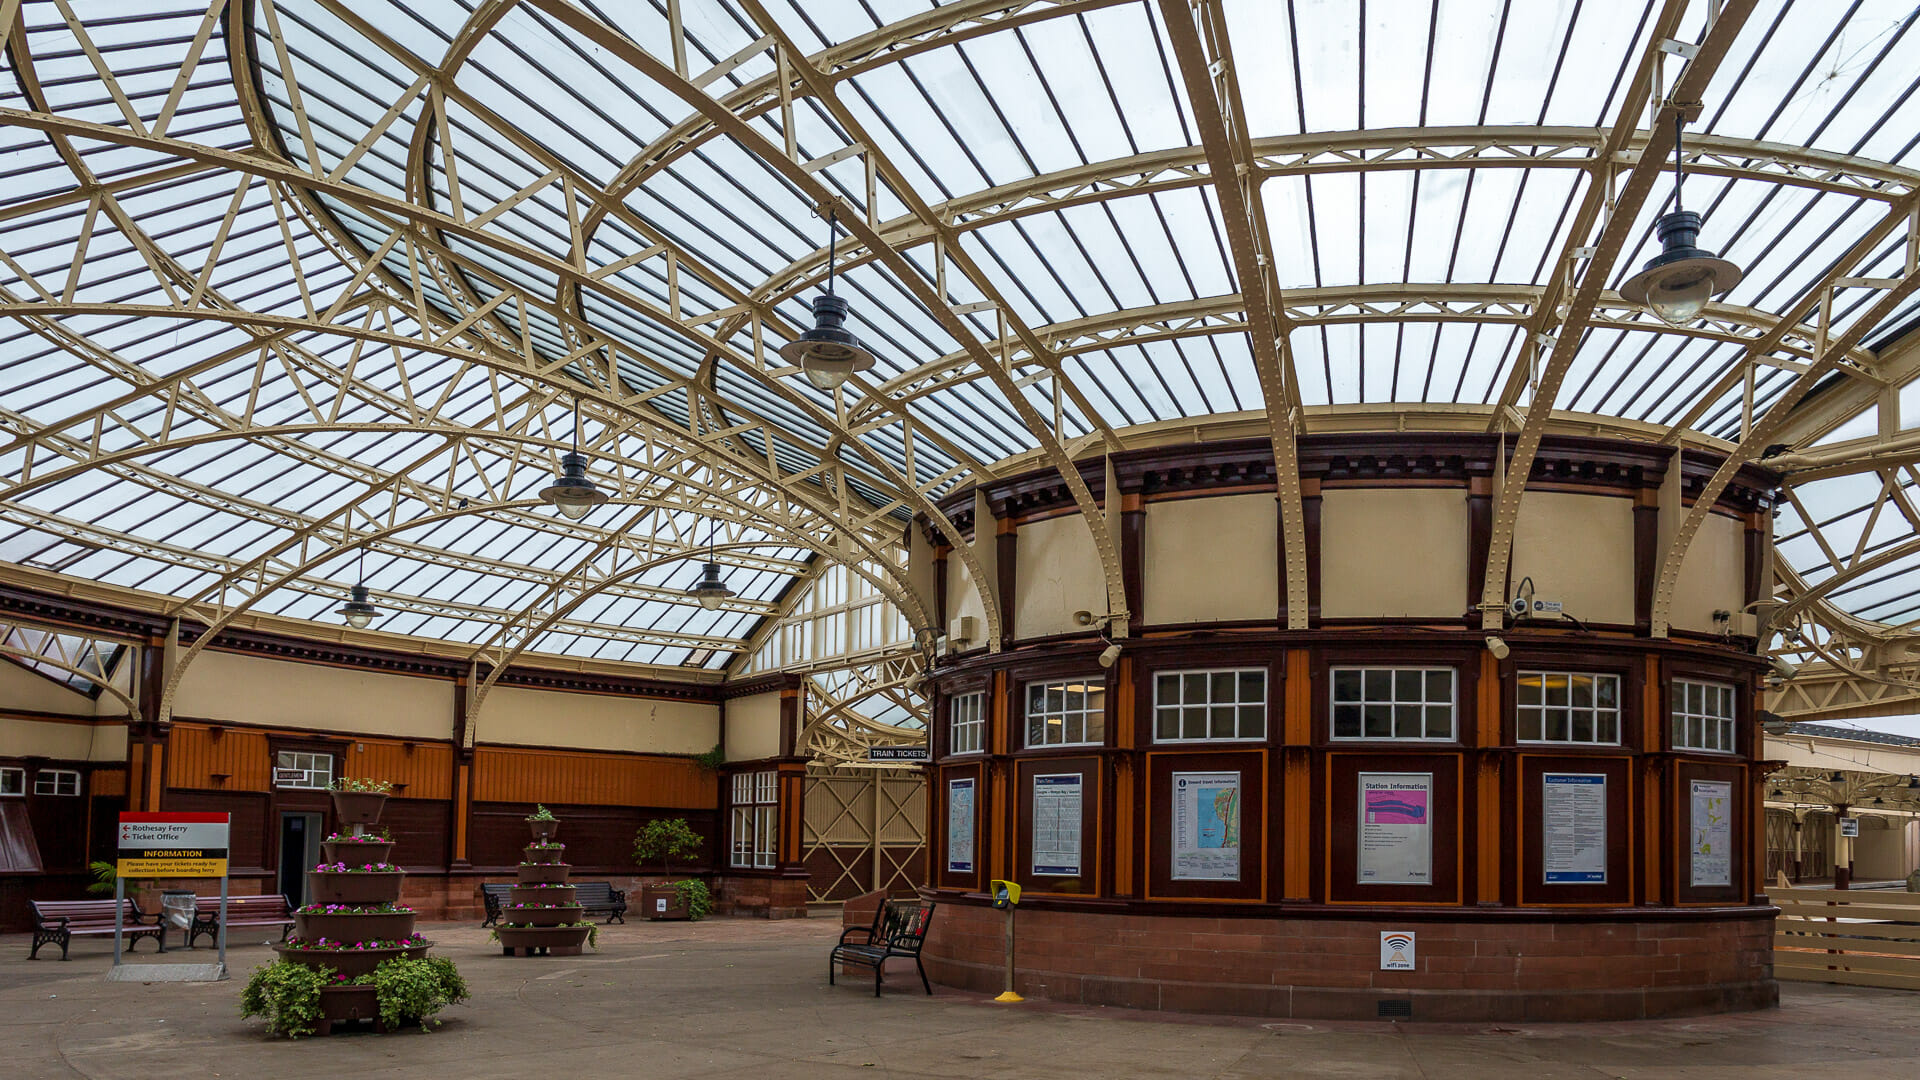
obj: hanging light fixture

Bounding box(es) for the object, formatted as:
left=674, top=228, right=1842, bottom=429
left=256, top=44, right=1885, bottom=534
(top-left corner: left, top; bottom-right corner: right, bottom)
left=685, top=516, right=735, bottom=611
left=539, top=399, right=609, bottom=520
left=335, top=549, right=380, bottom=629
left=1830, top=771, right=1846, bottom=783
left=1621, top=115, right=1743, bottom=325
left=778, top=209, right=876, bottom=391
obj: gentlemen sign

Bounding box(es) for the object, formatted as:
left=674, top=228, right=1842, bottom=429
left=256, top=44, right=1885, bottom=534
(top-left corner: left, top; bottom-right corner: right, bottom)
left=118, top=812, right=231, bottom=878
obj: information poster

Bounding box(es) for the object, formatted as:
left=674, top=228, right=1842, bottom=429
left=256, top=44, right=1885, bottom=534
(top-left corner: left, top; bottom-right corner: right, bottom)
left=1358, top=773, right=1432, bottom=885
left=1542, top=773, right=1607, bottom=884
left=1031, top=773, right=1083, bottom=876
left=1690, top=779, right=1733, bottom=887
left=947, top=778, right=976, bottom=874
left=117, top=812, right=231, bottom=878
left=1171, top=771, right=1241, bottom=881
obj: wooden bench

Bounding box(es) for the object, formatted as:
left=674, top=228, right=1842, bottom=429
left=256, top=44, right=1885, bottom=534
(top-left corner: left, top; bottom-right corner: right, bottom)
left=829, top=899, right=935, bottom=997
left=481, top=881, right=627, bottom=926
left=29, top=899, right=164, bottom=960
left=185, top=894, right=295, bottom=948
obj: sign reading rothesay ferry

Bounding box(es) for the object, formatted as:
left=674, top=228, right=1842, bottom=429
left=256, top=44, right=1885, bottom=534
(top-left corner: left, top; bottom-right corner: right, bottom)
left=118, top=812, right=231, bottom=878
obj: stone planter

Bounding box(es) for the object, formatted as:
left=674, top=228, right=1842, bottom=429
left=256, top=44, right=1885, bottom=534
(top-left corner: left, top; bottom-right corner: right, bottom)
left=309, top=870, right=405, bottom=905
left=527, top=818, right=560, bottom=842
left=516, top=862, right=571, bottom=883
left=330, top=790, right=389, bottom=825
left=321, top=839, right=395, bottom=864
left=272, top=940, right=431, bottom=979
left=523, top=844, right=565, bottom=865
left=293, top=909, right=416, bottom=942
left=501, top=904, right=583, bottom=927
left=509, top=883, right=577, bottom=906
left=641, top=884, right=689, bottom=921
left=315, top=986, right=385, bottom=1036
left=495, top=923, right=591, bottom=957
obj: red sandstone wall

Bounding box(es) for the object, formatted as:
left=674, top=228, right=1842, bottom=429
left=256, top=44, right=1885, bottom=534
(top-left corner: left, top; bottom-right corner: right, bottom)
left=924, top=902, right=1776, bottom=1021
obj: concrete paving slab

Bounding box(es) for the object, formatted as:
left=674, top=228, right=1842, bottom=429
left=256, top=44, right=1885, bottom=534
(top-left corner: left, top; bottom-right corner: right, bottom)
left=7, top=917, right=1920, bottom=1079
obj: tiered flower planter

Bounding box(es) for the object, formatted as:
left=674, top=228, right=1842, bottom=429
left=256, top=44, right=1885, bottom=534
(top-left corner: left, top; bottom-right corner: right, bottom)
left=496, top=815, right=594, bottom=957
left=271, top=790, right=446, bottom=1035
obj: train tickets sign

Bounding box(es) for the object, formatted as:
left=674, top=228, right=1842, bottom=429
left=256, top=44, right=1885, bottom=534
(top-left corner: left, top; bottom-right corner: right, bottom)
left=118, top=812, right=231, bottom=878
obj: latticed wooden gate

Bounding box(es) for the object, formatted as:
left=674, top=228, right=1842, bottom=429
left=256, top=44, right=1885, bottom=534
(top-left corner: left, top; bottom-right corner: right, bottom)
left=801, top=765, right=926, bottom=903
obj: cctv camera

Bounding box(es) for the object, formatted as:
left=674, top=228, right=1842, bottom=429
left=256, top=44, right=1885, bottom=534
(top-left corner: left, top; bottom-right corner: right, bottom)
left=1098, top=643, right=1122, bottom=668
left=1073, top=609, right=1097, bottom=627
left=1508, top=596, right=1530, bottom=618
left=1485, top=635, right=1510, bottom=660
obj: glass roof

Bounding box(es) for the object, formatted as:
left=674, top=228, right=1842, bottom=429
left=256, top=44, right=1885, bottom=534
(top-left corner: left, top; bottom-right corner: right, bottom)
left=2, top=0, right=1919, bottom=673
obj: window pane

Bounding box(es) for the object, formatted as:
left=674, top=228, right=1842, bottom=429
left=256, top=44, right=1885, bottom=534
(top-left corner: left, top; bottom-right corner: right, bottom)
left=1210, top=672, right=1235, bottom=703
left=1183, top=673, right=1207, bottom=702
left=1365, top=704, right=1392, bottom=738
left=1066, top=713, right=1084, bottom=745
left=1365, top=670, right=1392, bottom=700
left=1596, top=676, right=1618, bottom=709
left=1239, top=705, right=1264, bottom=738
left=1545, top=674, right=1569, bottom=706
left=1571, top=711, right=1593, bottom=742
left=1570, top=675, right=1593, bottom=709
left=1547, top=708, right=1570, bottom=741
left=1157, top=673, right=1178, bottom=704
left=1157, top=708, right=1180, bottom=740
left=1394, top=704, right=1422, bottom=737
left=1395, top=669, right=1422, bottom=701
left=1519, top=713, right=1542, bottom=741
left=1597, top=714, right=1618, bottom=743
left=1425, top=705, right=1451, bottom=739
left=1239, top=671, right=1264, bottom=702
left=1334, top=704, right=1363, bottom=738
left=1425, top=670, right=1451, bottom=702
left=1210, top=706, right=1235, bottom=739
left=1518, top=674, right=1542, bottom=707
left=1335, top=668, right=1362, bottom=701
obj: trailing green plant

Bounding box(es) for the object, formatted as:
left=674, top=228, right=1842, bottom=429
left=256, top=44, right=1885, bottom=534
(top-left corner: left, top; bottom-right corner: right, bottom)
left=239, top=959, right=333, bottom=1038
left=371, top=955, right=468, bottom=1031
left=692, top=743, right=726, bottom=771
left=632, top=817, right=703, bottom=876
left=323, top=826, right=392, bottom=842
left=332, top=777, right=393, bottom=794
left=526, top=804, right=558, bottom=822
left=672, top=877, right=714, bottom=922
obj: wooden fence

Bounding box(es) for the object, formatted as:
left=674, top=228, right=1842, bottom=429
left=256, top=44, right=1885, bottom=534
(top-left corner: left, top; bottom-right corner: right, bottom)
left=1769, top=886, right=1920, bottom=991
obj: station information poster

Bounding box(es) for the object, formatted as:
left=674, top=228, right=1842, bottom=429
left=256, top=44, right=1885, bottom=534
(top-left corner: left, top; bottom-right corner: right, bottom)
left=1358, top=773, right=1432, bottom=885
left=1171, top=771, right=1241, bottom=881
left=1031, top=773, right=1083, bottom=876
left=1689, top=780, right=1733, bottom=887
left=947, top=778, right=976, bottom=874
left=1542, top=773, right=1607, bottom=884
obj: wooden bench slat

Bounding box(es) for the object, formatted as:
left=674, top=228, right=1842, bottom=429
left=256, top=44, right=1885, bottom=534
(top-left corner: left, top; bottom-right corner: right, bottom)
left=29, top=898, right=164, bottom=961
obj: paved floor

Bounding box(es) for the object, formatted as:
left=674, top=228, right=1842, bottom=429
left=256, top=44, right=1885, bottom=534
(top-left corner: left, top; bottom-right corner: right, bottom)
left=5, top=918, right=1920, bottom=1079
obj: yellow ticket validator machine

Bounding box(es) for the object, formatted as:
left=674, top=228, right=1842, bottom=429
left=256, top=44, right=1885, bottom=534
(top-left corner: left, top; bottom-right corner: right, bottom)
left=989, top=879, right=1022, bottom=1002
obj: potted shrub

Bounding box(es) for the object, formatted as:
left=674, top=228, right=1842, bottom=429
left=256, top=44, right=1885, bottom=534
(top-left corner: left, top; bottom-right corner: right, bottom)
left=526, top=804, right=561, bottom=842
left=331, top=777, right=392, bottom=826
left=632, top=817, right=709, bottom=921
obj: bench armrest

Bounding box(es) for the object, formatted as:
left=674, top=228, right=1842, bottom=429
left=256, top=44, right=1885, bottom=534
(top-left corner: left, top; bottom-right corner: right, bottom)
left=837, top=925, right=874, bottom=945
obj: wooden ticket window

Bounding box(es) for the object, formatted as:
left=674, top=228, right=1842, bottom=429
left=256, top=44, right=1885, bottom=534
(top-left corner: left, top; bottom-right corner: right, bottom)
left=1143, top=749, right=1267, bottom=902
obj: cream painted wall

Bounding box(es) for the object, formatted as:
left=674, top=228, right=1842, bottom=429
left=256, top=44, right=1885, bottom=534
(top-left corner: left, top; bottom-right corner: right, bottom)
left=0, top=659, right=97, bottom=716
left=1144, top=493, right=1277, bottom=624
left=1670, top=512, right=1747, bottom=634
left=0, top=715, right=126, bottom=761
left=1015, top=513, right=1107, bottom=640
left=1854, top=820, right=1919, bottom=881
left=173, top=649, right=452, bottom=740
left=725, top=690, right=783, bottom=762
left=1511, top=491, right=1636, bottom=626
left=945, top=552, right=988, bottom=648
left=484, top=685, right=716, bottom=755
left=1320, top=488, right=1470, bottom=618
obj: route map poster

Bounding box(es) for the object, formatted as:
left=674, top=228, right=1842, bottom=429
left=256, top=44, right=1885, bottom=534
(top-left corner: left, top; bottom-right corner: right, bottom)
left=1171, top=771, right=1241, bottom=881
left=947, top=778, right=976, bottom=874
left=1031, top=773, right=1083, bottom=877
left=1358, top=773, right=1432, bottom=885
left=1542, top=773, right=1607, bottom=884
left=1690, top=779, right=1733, bottom=887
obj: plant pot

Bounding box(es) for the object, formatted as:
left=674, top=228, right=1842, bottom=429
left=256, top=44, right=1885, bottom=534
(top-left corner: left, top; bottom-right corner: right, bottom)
left=293, top=909, right=417, bottom=942
left=315, top=985, right=384, bottom=1035
left=523, top=844, right=565, bottom=865
left=509, top=883, right=576, bottom=906
left=516, top=862, right=571, bottom=884
left=308, top=870, right=406, bottom=905
left=641, top=884, right=689, bottom=921
left=495, top=923, right=591, bottom=956
left=321, top=840, right=395, bottom=864
left=273, top=940, right=431, bottom=979
left=527, top=818, right=560, bottom=842
left=330, top=790, right=389, bottom=826
left=500, top=904, right=583, bottom=927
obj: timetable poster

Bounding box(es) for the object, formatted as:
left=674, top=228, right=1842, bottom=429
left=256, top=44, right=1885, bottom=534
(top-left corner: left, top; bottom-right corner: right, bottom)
left=1171, top=771, right=1241, bottom=881
left=1542, top=773, right=1607, bottom=884
left=947, top=778, right=976, bottom=874
left=1358, top=772, right=1432, bottom=885
left=1031, top=773, right=1083, bottom=877
left=1690, top=780, right=1733, bottom=887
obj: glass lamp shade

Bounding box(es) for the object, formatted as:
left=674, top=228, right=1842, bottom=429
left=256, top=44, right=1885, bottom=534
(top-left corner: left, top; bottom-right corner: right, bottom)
left=335, top=584, right=379, bottom=630
left=778, top=294, right=875, bottom=390
left=686, top=561, right=734, bottom=610
left=1619, top=210, right=1742, bottom=326
left=539, top=451, right=609, bottom=520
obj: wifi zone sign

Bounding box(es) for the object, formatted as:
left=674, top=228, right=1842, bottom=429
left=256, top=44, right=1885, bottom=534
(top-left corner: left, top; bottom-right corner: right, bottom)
left=1379, top=931, right=1416, bottom=971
